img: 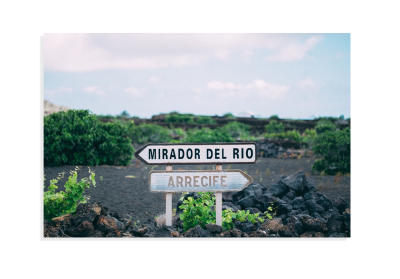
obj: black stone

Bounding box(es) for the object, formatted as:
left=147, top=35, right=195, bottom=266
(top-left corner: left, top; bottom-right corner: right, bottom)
left=284, top=191, right=297, bottom=200
left=333, top=197, right=350, bottom=213
left=281, top=170, right=307, bottom=195
left=238, top=195, right=257, bottom=209
left=292, top=197, right=304, bottom=210
left=305, top=200, right=324, bottom=214
left=327, top=214, right=344, bottom=233
left=269, top=182, right=289, bottom=198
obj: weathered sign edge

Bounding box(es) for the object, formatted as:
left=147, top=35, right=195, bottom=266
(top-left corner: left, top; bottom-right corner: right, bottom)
left=148, top=169, right=254, bottom=193
left=134, top=142, right=258, bottom=165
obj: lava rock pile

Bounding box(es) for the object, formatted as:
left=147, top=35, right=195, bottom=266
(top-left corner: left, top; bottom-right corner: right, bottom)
left=44, top=170, right=350, bottom=238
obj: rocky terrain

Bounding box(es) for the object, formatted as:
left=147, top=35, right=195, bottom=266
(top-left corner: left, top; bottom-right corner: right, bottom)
left=44, top=170, right=350, bottom=238
left=44, top=100, right=69, bottom=116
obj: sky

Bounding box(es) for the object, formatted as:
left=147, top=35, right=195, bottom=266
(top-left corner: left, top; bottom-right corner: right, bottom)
left=43, top=33, right=350, bottom=119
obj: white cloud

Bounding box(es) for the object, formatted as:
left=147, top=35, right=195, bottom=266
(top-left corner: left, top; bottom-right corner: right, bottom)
left=84, top=86, right=105, bottom=96
left=298, top=78, right=319, bottom=90
left=207, top=81, right=238, bottom=90
left=207, top=79, right=290, bottom=100
left=147, top=76, right=159, bottom=84
left=124, top=87, right=143, bottom=97
left=44, top=33, right=324, bottom=72
left=44, top=86, right=73, bottom=96
left=266, top=36, right=323, bottom=62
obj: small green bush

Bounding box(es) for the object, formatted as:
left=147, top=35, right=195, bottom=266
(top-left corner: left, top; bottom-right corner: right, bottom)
left=44, top=167, right=95, bottom=220
left=315, top=119, right=337, bottom=135
left=264, top=130, right=301, bottom=142
left=165, top=113, right=194, bottom=124
left=128, top=123, right=172, bottom=144
left=179, top=192, right=267, bottom=231
left=223, top=113, right=235, bottom=119
left=44, top=110, right=134, bottom=166
left=265, top=120, right=285, bottom=133
left=312, top=127, right=350, bottom=175
left=221, top=121, right=251, bottom=139
left=194, top=116, right=216, bottom=125
left=183, top=127, right=234, bottom=143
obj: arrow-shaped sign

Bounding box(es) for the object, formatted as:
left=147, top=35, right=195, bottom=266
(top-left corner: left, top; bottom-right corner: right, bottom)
left=135, top=142, right=257, bottom=165
left=148, top=170, right=254, bottom=193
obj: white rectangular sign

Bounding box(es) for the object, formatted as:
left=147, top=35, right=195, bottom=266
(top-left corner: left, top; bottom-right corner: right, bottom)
left=149, top=170, right=253, bottom=193
left=135, top=143, right=257, bottom=165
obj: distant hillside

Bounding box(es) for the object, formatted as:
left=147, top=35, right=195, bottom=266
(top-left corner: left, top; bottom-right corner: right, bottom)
left=44, top=100, right=69, bottom=116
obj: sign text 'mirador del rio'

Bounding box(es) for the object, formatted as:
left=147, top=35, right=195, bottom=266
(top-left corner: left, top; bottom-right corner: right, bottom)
left=134, top=142, right=257, bottom=165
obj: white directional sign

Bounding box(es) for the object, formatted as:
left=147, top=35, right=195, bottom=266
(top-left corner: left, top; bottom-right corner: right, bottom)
left=149, top=170, right=253, bottom=193
left=135, top=142, right=257, bottom=165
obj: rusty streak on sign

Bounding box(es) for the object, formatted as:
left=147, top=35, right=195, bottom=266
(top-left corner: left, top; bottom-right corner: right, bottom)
left=148, top=170, right=253, bottom=193
left=135, top=142, right=257, bottom=165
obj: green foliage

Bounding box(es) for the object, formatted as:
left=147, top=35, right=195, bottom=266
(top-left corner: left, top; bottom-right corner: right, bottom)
left=179, top=192, right=268, bottom=231
left=44, top=110, right=134, bottom=166
left=265, top=120, right=285, bottom=133
left=119, top=110, right=130, bottom=118
left=312, top=127, right=350, bottom=175
left=315, top=119, right=337, bottom=135
left=301, top=128, right=317, bottom=145
left=264, top=130, right=301, bottom=142
left=269, top=115, right=280, bottom=120
left=194, top=116, right=216, bottom=125
left=43, top=167, right=96, bottom=220
left=179, top=192, right=216, bottom=231
left=165, top=113, right=194, bottom=124
left=223, top=113, right=235, bottom=119
left=128, top=123, right=172, bottom=144
left=183, top=127, right=234, bottom=143
left=221, top=121, right=251, bottom=139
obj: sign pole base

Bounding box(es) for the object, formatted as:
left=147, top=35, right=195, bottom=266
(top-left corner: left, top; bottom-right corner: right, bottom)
left=166, top=165, right=172, bottom=226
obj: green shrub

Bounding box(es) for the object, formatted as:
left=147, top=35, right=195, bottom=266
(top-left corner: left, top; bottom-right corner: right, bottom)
left=44, top=167, right=95, bottom=220
left=183, top=127, right=234, bottom=143
left=223, top=113, right=235, bottom=119
left=165, top=113, right=194, bottom=124
left=315, top=119, right=337, bottom=135
left=264, top=130, right=301, bottom=142
left=44, top=110, right=134, bottom=166
left=129, top=123, right=172, bottom=144
left=312, top=127, right=350, bottom=175
left=269, top=115, right=279, bottom=120
left=179, top=192, right=267, bottom=231
left=301, top=128, right=317, bottom=145
left=265, top=120, right=285, bottom=133
left=221, top=121, right=251, bottom=139
left=194, top=116, right=216, bottom=125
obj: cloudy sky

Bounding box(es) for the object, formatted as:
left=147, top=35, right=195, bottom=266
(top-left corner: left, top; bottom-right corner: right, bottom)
left=43, top=33, right=350, bottom=119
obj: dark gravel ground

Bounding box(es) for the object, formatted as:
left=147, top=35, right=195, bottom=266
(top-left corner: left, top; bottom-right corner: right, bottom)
left=43, top=155, right=350, bottom=222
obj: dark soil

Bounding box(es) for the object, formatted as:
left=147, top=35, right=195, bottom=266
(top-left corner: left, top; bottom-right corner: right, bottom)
left=43, top=155, right=350, bottom=223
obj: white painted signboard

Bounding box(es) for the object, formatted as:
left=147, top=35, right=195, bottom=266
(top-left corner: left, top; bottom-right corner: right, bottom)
left=149, top=170, right=253, bottom=193
left=135, top=142, right=257, bottom=165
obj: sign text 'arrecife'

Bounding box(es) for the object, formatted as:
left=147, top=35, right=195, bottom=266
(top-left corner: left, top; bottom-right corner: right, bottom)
left=134, top=143, right=257, bottom=165
left=148, top=170, right=253, bottom=192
